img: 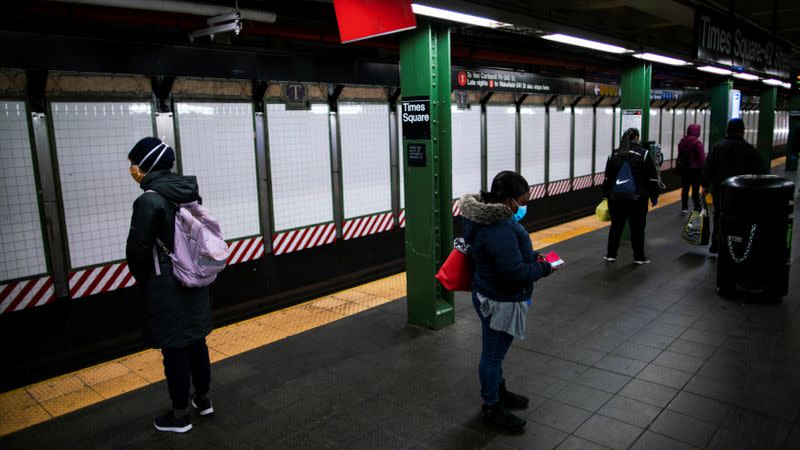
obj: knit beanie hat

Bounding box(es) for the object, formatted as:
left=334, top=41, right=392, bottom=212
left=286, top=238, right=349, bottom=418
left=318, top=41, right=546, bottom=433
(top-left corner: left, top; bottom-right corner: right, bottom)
left=128, top=137, right=175, bottom=172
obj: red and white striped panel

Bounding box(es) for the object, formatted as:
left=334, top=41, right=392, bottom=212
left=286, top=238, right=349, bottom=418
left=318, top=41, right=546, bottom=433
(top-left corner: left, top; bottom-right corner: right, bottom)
left=399, top=210, right=406, bottom=228
left=594, top=173, right=605, bottom=186
left=548, top=179, right=571, bottom=196
left=572, top=175, right=594, bottom=191
left=227, top=236, right=265, bottom=264
left=70, top=263, right=136, bottom=299
left=0, top=275, right=56, bottom=314
left=273, top=224, right=335, bottom=256
left=343, top=212, right=394, bottom=240
left=529, top=184, right=546, bottom=200
left=452, top=200, right=461, bottom=217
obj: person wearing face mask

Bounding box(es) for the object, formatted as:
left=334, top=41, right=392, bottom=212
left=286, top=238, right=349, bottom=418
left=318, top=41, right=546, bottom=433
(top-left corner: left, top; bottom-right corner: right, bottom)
left=458, top=171, right=554, bottom=433
left=126, top=137, right=214, bottom=434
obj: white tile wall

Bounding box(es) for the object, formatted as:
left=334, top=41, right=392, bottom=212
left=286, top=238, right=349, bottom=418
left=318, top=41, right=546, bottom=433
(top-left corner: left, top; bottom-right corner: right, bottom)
left=266, top=103, right=333, bottom=232
left=573, top=107, right=593, bottom=177
left=451, top=106, right=482, bottom=199
left=486, top=105, right=516, bottom=182
left=613, top=108, right=619, bottom=149
left=177, top=102, right=260, bottom=240
left=339, top=103, right=391, bottom=219
left=703, top=110, right=710, bottom=148
left=674, top=110, right=686, bottom=160
left=520, top=106, right=545, bottom=185
left=662, top=109, right=675, bottom=161
left=548, top=108, right=572, bottom=181
left=595, top=107, right=614, bottom=173
left=753, top=111, right=760, bottom=147
left=648, top=109, right=660, bottom=145
left=0, top=101, right=48, bottom=281
left=52, top=102, right=153, bottom=269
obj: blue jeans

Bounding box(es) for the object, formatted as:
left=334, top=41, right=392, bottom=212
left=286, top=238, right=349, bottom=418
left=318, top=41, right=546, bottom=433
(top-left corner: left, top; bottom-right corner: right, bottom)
left=472, top=291, right=514, bottom=406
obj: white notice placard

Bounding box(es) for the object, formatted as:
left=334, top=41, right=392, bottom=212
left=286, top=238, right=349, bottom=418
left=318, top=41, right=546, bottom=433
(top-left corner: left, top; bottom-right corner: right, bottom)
left=620, top=109, right=643, bottom=137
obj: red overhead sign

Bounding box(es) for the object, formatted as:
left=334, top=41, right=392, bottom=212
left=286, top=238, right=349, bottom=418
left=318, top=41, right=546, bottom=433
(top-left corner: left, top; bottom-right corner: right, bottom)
left=333, top=0, right=416, bottom=44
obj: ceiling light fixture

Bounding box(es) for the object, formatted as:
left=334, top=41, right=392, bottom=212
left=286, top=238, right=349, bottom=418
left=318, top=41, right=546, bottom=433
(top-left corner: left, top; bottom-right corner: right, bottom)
left=541, top=33, right=630, bottom=54
left=697, top=66, right=732, bottom=75
left=762, top=78, right=783, bottom=86
left=410, top=4, right=511, bottom=28
left=633, top=53, right=688, bottom=66
left=781, top=82, right=791, bottom=89
left=732, top=73, right=760, bottom=81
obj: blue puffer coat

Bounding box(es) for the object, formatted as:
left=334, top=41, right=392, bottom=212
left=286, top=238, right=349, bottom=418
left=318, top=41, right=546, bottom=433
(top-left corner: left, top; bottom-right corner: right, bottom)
left=459, top=194, right=552, bottom=302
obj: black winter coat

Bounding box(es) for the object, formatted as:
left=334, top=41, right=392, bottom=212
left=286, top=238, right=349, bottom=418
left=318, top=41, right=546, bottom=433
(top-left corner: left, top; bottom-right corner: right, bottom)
left=602, top=142, right=660, bottom=204
left=459, top=194, right=552, bottom=302
left=701, top=137, right=766, bottom=194
left=126, top=170, right=212, bottom=349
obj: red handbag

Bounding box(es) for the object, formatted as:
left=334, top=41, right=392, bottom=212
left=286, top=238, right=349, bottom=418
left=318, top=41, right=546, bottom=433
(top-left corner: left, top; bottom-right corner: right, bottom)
left=435, top=246, right=472, bottom=291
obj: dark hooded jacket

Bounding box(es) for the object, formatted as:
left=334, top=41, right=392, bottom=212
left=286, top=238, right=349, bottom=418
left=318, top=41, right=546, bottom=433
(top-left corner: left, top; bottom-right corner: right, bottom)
left=459, top=194, right=552, bottom=302
left=602, top=141, right=660, bottom=204
left=678, top=124, right=706, bottom=169
left=702, top=136, right=766, bottom=194
left=126, top=170, right=212, bottom=349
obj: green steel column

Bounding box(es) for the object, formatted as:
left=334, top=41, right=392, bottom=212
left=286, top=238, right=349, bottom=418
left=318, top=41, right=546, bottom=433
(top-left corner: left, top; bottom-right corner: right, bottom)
left=619, top=63, right=651, bottom=241
left=620, top=63, right=651, bottom=141
left=709, top=80, right=732, bottom=148
left=787, top=93, right=800, bottom=171
left=757, top=87, right=777, bottom=174
left=400, top=24, right=454, bottom=330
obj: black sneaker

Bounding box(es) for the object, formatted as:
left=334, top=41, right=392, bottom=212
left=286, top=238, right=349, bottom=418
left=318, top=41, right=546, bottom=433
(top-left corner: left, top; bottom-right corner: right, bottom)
left=154, top=410, right=192, bottom=433
left=709, top=244, right=718, bottom=254
left=499, top=382, right=529, bottom=410
left=192, top=394, right=214, bottom=417
left=481, top=403, right=526, bottom=433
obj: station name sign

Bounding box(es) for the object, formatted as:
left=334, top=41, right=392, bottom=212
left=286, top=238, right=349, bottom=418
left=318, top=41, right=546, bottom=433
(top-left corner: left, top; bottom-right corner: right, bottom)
left=453, top=68, right=584, bottom=95
left=401, top=96, right=431, bottom=140
left=694, top=7, right=791, bottom=78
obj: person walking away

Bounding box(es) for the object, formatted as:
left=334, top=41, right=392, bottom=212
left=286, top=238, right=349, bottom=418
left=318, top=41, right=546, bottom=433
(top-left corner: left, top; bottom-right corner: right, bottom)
left=701, top=118, right=767, bottom=254
left=677, top=123, right=706, bottom=213
left=603, top=128, right=660, bottom=264
left=126, top=137, right=214, bottom=433
left=458, top=171, right=555, bottom=433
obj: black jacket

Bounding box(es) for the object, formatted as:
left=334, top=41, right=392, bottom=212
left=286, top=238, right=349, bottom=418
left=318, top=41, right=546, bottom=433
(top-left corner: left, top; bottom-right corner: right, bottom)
left=702, top=137, right=766, bottom=194
left=459, top=194, right=551, bottom=302
left=126, top=170, right=212, bottom=349
left=602, top=142, right=660, bottom=204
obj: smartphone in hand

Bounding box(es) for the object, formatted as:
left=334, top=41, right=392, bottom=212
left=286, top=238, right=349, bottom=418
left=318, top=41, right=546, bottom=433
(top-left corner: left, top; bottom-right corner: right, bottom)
left=545, top=251, right=564, bottom=268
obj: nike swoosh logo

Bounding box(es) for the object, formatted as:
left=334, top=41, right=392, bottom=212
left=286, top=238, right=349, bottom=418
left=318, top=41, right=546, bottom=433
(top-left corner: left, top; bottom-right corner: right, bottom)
left=616, top=179, right=629, bottom=185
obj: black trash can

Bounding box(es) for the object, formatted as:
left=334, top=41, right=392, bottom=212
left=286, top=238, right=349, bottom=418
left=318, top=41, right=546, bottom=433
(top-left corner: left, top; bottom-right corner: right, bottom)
left=717, top=175, right=795, bottom=301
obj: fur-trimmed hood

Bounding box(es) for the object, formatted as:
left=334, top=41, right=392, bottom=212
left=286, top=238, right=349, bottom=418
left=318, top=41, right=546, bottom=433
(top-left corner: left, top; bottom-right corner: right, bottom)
left=458, top=194, right=512, bottom=225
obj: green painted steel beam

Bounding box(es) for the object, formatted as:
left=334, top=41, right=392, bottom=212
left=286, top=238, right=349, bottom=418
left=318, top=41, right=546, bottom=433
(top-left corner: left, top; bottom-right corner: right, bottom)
left=709, top=80, right=732, bottom=149
left=619, top=63, right=651, bottom=241
left=757, top=87, right=776, bottom=174
left=620, top=63, right=651, bottom=142
left=400, top=23, right=454, bottom=330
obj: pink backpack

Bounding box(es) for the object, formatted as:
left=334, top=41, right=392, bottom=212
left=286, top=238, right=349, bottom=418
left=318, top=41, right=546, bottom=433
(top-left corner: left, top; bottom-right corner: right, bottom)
left=147, top=191, right=229, bottom=287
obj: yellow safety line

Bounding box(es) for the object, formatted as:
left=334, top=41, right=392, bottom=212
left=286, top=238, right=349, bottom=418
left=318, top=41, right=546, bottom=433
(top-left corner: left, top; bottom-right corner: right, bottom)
left=0, top=157, right=786, bottom=437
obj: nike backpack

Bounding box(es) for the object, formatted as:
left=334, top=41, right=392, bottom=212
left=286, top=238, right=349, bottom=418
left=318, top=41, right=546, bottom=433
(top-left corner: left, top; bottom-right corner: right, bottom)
left=611, top=160, right=639, bottom=200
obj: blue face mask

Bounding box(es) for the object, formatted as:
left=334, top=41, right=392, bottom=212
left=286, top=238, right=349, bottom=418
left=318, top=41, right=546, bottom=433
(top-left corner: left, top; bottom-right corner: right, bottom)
left=512, top=201, right=527, bottom=222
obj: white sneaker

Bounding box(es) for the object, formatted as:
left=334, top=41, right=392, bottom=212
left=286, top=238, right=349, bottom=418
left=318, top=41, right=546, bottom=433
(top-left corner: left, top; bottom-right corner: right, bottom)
left=633, top=259, right=651, bottom=265
left=603, top=256, right=616, bottom=262
left=681, top=209, right=688, bottom=214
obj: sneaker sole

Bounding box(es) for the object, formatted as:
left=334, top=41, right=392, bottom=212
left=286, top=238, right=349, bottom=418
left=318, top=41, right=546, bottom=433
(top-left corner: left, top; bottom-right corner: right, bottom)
left=633, top=261, right=651, bottom=265
left=192, top=399, right=215, bottom=416
left=603, top=257, right=616, bottom=262
left=153, top=422, right=192, bottom=433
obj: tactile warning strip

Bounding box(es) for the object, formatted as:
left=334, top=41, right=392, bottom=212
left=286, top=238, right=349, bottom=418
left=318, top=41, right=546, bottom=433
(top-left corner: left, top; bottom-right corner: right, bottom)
left=0, top=159, right=786, bottom=436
